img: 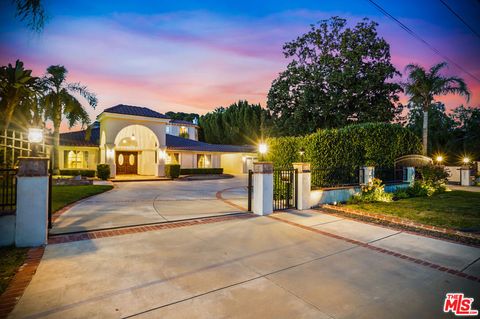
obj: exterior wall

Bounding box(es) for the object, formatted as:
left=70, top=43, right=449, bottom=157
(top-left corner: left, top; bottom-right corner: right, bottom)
left=180, top=152, right=195, bottom=168
left=445, top=166, right=461, bottom=183
left=166, top=124, right=198, bottom=140
left=58, top=146, right=98, bottom=170
left=310, top=183, right=408, bottom=207
left=220, top=153, right=256, bottom=174
left=0, top=215, right=15, bottom=247
left=188, top=126, right=197, bottom=140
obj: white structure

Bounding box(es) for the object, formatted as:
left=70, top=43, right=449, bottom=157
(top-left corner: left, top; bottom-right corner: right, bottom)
left=361, top=166, right=375, bottom=184
left=59, top=104, right=256, bottom=178
left=460, top=168, right=472, bottom=186
left=252, top=162, right=273, bottom=216
left=293, top=162, right=311, bottom=210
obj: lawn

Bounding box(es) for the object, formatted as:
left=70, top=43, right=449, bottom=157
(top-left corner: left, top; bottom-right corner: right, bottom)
left=346, top=190, right=480, bottom=230
left=52, top=185, right=113, bottom=212
left=0, top=246, right=28, bottom=295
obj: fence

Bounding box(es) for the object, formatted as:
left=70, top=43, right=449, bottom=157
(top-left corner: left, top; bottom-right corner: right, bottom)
left=0, top=168, right=17, bottom=214
left=273, top=169, right=297, bottom=210
left=1, top=129, right=49, bottom=168
left=311, top=167, right=360, bottom=189
left=375, top=167, right=405, bottom=184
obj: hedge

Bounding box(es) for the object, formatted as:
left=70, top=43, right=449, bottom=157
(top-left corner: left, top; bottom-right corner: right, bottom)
left=180, top=168, right=223, bottom=175
left=165, top=164, right=181, bottom=178
left=96, top=164, right=110, bottom=180
left=265, top=123, right=421, bottom=169
left=59, top=169, right=96, bottom=177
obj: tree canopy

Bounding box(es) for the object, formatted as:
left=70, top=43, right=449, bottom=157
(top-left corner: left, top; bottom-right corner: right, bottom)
left=199, top=100, right=270, bottom=145
left=267, top=17, right=403, bottom=136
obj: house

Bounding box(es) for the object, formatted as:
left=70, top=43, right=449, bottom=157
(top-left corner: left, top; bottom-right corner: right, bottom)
left=59, top=104, right=257, bottom=177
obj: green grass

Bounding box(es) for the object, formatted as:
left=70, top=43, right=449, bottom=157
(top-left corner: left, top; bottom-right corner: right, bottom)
left=346, top=190, right=480, bottom=230
left=52, top=185, right=113, bottom=212
left=0, top=246, right=28, bottom=294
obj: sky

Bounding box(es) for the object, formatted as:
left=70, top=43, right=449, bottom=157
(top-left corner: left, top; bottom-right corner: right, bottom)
left=0, top=0, right=479, bottom=131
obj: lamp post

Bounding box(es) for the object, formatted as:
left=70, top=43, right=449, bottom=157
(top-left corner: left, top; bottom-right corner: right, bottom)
left=435, top=155, right=443, bottom=166
left=299, top=148, right=305, bottom=162
left=258, top=143, right=267, bottom=161
left=28, top=127, right=44, bottom=157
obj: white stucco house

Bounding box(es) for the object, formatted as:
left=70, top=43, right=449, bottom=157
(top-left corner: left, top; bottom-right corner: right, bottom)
left=59, top=104, right=257, bottom=178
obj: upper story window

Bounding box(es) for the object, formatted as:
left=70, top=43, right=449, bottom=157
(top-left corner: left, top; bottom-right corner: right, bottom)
left=179, top=126, right=189, bottom=139
left=166, top=126, right=172, bottom=134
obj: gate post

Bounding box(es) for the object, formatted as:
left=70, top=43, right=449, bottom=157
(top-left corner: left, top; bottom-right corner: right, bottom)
left=460, top=167, right=472, bottom=186
left=403, top=167, right=415, bottom=185
left=15, top=157, right=49, bottom=247
left=361, top=166, right=375, bottom=184
left=293, top=162, right=311, bottom=210
left=253, top=162, right=273, bottom=216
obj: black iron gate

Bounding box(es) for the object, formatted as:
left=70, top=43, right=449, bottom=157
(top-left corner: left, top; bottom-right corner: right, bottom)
left=0, top=168, right=17, bottom=214
left=273, top=168, right=298, bottom=211
left=247, top=170, right=253, bottom=212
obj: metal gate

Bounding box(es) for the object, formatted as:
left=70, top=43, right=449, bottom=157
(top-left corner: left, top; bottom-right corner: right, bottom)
left=273, top=168, right=297, bottom=211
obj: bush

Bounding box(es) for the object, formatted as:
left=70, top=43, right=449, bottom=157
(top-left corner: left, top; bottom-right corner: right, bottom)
left=59, top=169, right=96, bottom=177
left=393, top=188, right=410, bottom=200
left=407, top=181, right=436, bottom=197
left=409, top=165, right=449, bottom=196
left=265, top=123, right=421, bottom=169
left=165, top=164, right=181, bottom=178
left=180, top=168, right=223, bottom=175
left=96, top=164, right=110, bottom=180
left=349, top=178, right=393, bottom=203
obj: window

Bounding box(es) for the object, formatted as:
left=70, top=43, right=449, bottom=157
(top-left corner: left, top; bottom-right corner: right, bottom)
left=166, top=126, right=172, bottom=134
left=166, top=152, right=180, bottom=164
left=179, top=126, right=189, bottom=139
left=197, top=154, right=211, bottom=168
left=64, top=150, right=88, bottom=168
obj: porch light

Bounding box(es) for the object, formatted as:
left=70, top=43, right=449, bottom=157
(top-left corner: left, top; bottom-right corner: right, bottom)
left=131, top=132, right=136, bottom=141
left=28, top=128, right=43, bottom=143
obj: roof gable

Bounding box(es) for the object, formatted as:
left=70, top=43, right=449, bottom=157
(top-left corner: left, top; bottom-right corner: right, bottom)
left=103, top=104, right=169, bottom=119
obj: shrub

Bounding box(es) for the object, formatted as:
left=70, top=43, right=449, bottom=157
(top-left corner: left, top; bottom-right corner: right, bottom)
left=165, top=164, right=181, bottom=178
left=411, top=165, right=449, bottom=196
left=59, top=169, right=96, bottom=177
left=96, top=164, right=110, bottom=180
left=349, top=178, right=393, bottom=203
left=180, top=168, right=223, bottom=175
left=407, top=181, right=435, bottom=197
left=393, top=188, right=410, bottom=200
left=265, top=123, right=421, bottom=169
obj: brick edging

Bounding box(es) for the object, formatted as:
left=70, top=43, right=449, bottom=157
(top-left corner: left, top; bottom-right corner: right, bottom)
left=268, top=215, right=480, bottom=284
left=49, top=213, right=255, bottom=244
left=0, top=247, right=44, bottom=319
left=322, top=204, right=480, bottom=243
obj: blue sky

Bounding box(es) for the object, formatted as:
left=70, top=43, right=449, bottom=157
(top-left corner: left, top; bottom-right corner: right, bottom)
left=0, top=0, right=479, bottom=126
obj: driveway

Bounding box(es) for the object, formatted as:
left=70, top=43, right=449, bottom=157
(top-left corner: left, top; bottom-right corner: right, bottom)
left=51, top=176, right=248, bottom=234
left=12, top=210, right=480, bottom=318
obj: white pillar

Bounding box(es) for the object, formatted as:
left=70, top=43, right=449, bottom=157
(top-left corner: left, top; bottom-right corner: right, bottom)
left=293, top=162, right=311, bottom=210
left=253, top=162, right=273, bottom=216
left=404, top=167, right=415, bottom=185
left=361, top=166, right=375, bottom=184
left=15, top=157, right=49, bottom=247
left=460, top=168, right=471, bottom=186
left=105, top=143, right=116, bottom=178
left=156, top=148, right=166, bottom=177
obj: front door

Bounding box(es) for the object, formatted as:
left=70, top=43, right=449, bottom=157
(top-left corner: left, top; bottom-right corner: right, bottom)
left=116, top=151, right=138, bottom=174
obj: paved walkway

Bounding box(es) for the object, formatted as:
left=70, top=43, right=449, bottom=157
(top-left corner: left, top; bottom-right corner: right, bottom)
left=12, top=210, right=480, bottom=318
left=51, top=176, right=248, bottom=234
left=448, top=185, right=480, bottom=192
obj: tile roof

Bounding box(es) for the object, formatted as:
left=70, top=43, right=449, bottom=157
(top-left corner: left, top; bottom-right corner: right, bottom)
left=102, top=104, right=169, bottom=119
left=169, top=119, right=198, bottom=126
left=60, top=127, right=255, bottom=153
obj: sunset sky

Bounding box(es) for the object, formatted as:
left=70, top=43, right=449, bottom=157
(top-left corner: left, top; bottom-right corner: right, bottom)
left=1, top=0, right=479, bottom=130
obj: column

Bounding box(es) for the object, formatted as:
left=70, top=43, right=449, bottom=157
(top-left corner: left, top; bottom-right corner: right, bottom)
left=105, top=143, right=116, bottom=178
left=361, top=166, right=375, bottom=184
left=460, top=167, right=471, bottom=186
left=15, top=157, right=49, bottom=247
left=253, top=162, right=273, bottom=216
left=156, top=147, right=166, bottom=177
left=293, top=162, right=311, bottom=210
left=403, top=167, right=415, bottom=185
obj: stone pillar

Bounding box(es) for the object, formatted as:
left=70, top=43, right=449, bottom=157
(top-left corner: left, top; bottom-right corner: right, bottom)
left=253, top=162, right=273, bottom=216
left=460, top=168, right=472, bottom=186
left=361, top=166, right=375, bottom=184
left=105, top=143, right=116, bottom=178
left=15, top=157, right=49, bottom=247
left=403, top=167, right=415, bottom=185
left=156, top=147, right=166, bottom=177
left=293, top=162, right=311, bottom=210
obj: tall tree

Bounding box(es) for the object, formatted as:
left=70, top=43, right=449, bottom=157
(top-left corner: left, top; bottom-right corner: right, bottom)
left=200, top=100, right=270, bottom=145
left=13, top=0, right=46, bottom=31
left=404, top=62, right=470, bottom=155
left=43, top=65, right=97, bottom=174
left=165, top=111, right=199, bottom=123
left=451, top=105, right=480, bottom=159
left=0, top=60, right=38, bottom=130
left=267, top=17, right=403, bottom=136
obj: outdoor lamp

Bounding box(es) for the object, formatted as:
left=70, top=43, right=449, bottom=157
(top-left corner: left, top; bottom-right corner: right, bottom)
left=463, top=157, right=470, bottom=164
left=258, top=143, right=267, bottom=161
left=28, top=128, right=43, bottom=143
left=435, top=155, right=443, bottom=164
left=131, top=132, right=136, bottom=141
left=299, top=148, right=305, bottom=162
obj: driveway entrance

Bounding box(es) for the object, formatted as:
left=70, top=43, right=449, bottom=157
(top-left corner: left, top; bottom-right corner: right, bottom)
left=50, top=176, right=249, bottom=234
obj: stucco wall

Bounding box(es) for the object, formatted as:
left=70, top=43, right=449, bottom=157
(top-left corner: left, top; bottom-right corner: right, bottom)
left=221, top=153, right=244, bottom=174
left=0, top=214, right=15, bottom=246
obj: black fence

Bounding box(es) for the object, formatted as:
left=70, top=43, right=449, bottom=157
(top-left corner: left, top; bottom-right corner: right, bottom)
left=311, top=167, right=360, bottom=189
left=0, top=168, right=17, bottom=214
left=273, top=169, right=297, bottom=211
left=375, top=167, right=405, bottom=184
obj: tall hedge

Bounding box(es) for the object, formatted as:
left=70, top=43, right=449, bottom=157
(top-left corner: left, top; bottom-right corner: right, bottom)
left=265, top=123, right=421, bottom=169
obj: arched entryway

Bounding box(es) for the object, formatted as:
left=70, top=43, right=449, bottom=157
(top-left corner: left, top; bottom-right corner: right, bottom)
left=114, top=125, right=160, bottom=176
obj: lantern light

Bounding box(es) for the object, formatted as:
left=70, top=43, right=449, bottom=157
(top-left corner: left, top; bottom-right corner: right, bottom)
left=28, top=128, right=43, bottom=143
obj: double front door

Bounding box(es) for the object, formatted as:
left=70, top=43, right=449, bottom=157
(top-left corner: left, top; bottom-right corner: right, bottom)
left=116, top=151, right=138, bottom=174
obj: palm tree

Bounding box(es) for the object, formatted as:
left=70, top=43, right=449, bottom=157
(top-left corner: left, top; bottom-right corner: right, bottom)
left=0, top=60, right=38, bottom=130
left=43, top=65, right=97, bottom=174
left=404, top=62, right=470, bottom=155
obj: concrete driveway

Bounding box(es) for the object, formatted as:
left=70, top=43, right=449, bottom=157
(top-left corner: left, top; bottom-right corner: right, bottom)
left=51, top=176, right=248, bottom=234
left=12, top=210, right=480, bottom=318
